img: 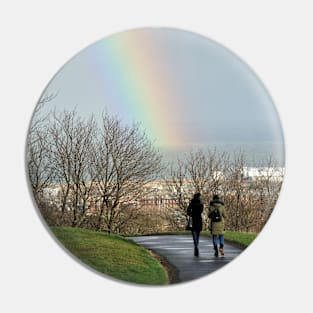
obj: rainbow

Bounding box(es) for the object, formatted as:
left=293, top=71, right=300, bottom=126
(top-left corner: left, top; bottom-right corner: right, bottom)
left=88, top=29, right=187, bottom=148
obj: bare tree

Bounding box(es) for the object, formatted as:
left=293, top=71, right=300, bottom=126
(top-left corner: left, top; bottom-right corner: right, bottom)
left=163, top=148, right=229, bottom=229
left=49, top=110, right=97, bottom=226
left=163, top=159, right=192, bottom=229
left=251, top=155, right=284, bottom=231
left=27, top=93, right=56, bottom=202
left=93, top=113, right=163, bottom=233
left=185, top=149, right=210, bottom=195
left=222, top=151, right=247, bottom=231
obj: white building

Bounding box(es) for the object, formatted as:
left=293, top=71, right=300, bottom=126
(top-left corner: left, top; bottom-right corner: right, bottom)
left=243, top=167, right=285, bottom=181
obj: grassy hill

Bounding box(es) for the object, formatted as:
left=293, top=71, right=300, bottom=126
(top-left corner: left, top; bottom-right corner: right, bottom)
left=50, top=227, right=168, bottom=285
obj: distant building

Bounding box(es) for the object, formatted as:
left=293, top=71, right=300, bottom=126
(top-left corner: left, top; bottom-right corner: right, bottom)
left=243, top=167, right=285, bottom=182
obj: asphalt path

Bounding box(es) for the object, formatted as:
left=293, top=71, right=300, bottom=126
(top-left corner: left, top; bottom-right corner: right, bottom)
left=128, top=234, right=243, bottom=284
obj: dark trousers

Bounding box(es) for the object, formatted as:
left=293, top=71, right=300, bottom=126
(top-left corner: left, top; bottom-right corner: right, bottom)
left=192, top=230, right=200, bottom=247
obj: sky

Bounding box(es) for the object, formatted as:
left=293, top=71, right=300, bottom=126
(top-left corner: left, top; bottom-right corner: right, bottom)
left=39, top=28, right=285, bottom=164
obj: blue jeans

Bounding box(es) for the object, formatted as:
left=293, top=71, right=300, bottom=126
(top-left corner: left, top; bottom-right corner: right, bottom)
left=192, top=230, right=200, bottom=247
left=212, top=234, right=224, bottom=248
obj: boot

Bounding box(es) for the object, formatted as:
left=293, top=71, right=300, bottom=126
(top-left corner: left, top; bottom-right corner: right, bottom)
left=214, top=246, right=218, bottom=257
left=219, top=244, right=224, bottom=256
left=194, top=246, right=199, bottom=256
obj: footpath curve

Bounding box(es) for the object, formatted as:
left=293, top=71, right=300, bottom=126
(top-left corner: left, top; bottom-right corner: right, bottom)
left=128, top=234, right=243, bottom=284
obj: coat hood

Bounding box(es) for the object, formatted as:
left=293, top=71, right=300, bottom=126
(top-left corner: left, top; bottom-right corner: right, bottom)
left=210, top=199, right=224, bottom=207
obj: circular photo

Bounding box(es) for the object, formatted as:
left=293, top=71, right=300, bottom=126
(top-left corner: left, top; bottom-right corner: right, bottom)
left=26, top=28, right=285, bottom=285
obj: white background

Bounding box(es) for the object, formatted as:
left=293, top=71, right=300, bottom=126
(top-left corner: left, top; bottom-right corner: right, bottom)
left=1, top=1, right=312, bottom=312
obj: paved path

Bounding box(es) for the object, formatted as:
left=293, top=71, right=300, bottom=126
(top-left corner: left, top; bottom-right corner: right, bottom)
left=128, top=234, right=243, bottom=284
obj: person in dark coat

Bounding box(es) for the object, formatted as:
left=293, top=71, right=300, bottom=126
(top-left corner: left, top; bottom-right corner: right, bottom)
left=208, top=194, right=227, bottom=257
left=187, top=193, right=203, bottom=256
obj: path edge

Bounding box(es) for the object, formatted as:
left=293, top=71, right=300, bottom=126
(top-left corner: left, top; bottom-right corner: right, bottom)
left=147, top=248, right=180, bottom=285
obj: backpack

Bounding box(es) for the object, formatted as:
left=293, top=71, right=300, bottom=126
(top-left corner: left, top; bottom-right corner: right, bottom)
left=209, top=208, right=222, bottom=222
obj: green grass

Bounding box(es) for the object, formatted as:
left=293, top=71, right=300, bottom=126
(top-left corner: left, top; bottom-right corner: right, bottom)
left=50, top=227, right=168, bottom=285
left=224, top=231, right=257, bottom=248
